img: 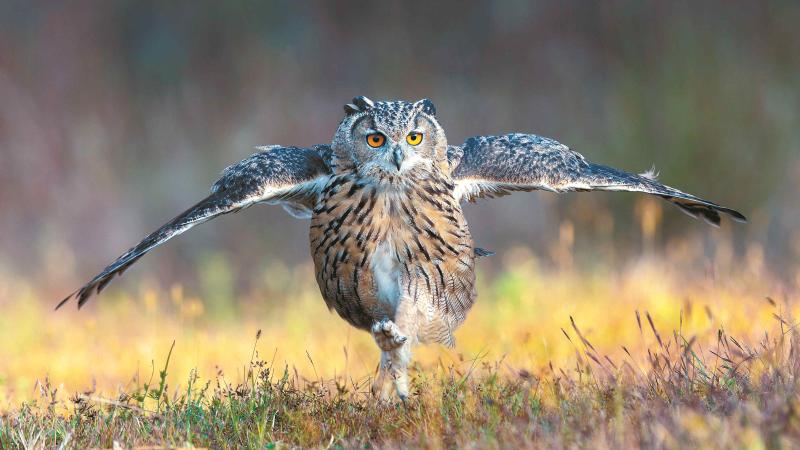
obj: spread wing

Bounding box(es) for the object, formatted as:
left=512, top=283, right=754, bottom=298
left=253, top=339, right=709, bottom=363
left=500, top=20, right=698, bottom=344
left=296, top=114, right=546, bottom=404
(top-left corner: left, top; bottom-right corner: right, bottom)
left=448, top=134, right=746, bottom=225
left=58, top=145, right=332, bottom=309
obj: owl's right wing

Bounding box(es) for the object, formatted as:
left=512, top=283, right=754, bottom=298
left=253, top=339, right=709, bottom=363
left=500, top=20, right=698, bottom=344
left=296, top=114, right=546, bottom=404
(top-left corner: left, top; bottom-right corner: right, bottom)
left=57, top=145, right=332, bottom=309
left=448, top=134, right=746, bottom=225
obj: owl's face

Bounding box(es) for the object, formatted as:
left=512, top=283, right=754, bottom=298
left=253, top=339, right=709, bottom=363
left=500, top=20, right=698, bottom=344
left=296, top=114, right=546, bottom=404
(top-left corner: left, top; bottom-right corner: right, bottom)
left=332, top=97, right=449, bottom=180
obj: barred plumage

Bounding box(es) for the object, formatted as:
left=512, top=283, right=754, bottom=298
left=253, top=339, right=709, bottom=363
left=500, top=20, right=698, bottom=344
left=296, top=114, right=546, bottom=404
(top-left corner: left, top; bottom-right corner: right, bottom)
left=310, top=167, right=474, bottom=345
left=60, top=96, right=746, bottom=400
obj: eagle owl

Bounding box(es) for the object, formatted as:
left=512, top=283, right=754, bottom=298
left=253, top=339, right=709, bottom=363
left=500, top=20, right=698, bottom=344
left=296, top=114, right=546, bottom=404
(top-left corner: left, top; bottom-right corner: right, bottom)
left=59, top=96, right=745, bottom=400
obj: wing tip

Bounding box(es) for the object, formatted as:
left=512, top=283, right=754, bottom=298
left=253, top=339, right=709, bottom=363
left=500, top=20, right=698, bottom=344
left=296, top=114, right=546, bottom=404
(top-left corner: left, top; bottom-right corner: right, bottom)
left=723, top=208, right=748, bottom=223
left=677, top=203, right=747, bottom=227
left=55, top=286, right=95, bottom=310
left=56, top=270, right=121, bottom=311
left=54, top=292, right=74, bottom=310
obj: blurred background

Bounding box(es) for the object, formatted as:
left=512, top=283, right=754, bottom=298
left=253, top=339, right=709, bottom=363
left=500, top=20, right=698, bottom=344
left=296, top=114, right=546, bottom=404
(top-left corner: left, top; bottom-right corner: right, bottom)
left=0, top=1, right=799, bottom=405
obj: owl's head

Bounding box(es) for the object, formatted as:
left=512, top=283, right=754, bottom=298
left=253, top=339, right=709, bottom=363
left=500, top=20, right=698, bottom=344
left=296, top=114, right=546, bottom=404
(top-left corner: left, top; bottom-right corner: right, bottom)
left=331, top=96, right=448, bottom=180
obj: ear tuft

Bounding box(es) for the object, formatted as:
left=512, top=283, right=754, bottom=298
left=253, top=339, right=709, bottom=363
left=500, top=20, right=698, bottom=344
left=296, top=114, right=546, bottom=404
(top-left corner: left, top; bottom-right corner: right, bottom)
left=415, top=98, right=436, bottom=116
left=343, top=103, right=360, bottom=115
left=352, top=96, right=375, bottom=110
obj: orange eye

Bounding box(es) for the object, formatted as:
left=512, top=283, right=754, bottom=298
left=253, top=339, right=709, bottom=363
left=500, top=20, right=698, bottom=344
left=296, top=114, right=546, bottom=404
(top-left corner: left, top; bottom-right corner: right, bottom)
left=366, top=133, right=385, bottom=148
left=406, top=132, right=423, bottom=146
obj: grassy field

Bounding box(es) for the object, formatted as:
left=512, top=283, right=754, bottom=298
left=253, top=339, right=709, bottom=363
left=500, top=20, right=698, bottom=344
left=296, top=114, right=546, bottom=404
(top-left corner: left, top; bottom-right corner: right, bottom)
left=1, top=238, right=799, bottom=448
left=0, top=2, right=797, bottom=447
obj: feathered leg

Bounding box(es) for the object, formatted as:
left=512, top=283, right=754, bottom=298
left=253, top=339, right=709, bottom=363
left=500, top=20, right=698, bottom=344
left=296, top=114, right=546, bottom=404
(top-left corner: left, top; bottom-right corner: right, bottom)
left=370, top=318, right=412, bottom=400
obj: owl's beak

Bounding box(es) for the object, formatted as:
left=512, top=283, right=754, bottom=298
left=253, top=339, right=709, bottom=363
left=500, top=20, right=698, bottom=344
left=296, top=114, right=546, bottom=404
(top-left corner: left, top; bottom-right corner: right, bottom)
left=391, top=146, right=405, bottom=170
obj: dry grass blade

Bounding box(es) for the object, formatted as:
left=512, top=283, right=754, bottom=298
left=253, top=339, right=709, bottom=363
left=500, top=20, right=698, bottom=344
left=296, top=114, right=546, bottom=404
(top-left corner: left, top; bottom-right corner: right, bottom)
left=569, top=316, right=597, bottom=352
left=645, top=312, right=664, bottom=349
left=635, top=310, right=643, bottom=335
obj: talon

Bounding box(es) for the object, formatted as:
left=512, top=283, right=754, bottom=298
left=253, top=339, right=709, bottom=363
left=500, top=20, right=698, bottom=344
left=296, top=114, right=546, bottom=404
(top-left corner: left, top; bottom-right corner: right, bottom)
left=371, top=319, right=408, bottom=351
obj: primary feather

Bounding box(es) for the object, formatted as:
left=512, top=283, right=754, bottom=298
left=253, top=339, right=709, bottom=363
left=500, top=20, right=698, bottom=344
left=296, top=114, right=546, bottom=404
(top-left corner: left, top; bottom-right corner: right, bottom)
left=57, top=145, right=331, bottom=309
left=449, top=133, right=746, bottom=226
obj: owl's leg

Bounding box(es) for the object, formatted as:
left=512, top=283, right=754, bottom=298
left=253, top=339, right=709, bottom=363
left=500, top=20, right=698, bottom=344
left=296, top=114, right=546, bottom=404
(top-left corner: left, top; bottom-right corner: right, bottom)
left=387, top=344, right=412, bottom=400
left=370, top=319, right=411, bottom=401
left=371, top=346, right=412, bottom=401
left=371, top=351, right=392, bottom=400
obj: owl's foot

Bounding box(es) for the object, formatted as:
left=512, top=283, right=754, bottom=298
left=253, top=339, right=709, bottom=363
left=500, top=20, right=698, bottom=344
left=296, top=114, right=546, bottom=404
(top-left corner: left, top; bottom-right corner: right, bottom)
left=371, top=319, right=407, bottom=351
left=371, top=320, right=411, bottom=401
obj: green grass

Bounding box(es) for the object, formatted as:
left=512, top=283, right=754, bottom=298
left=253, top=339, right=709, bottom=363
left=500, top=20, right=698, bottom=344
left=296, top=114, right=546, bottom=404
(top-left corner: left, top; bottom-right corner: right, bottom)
left=3, top=316, right=799, bottom=449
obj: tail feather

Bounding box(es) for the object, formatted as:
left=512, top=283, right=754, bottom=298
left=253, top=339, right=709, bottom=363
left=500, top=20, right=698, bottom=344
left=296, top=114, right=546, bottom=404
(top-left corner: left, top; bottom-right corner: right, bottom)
left=475, top=247, right=495, bottom=258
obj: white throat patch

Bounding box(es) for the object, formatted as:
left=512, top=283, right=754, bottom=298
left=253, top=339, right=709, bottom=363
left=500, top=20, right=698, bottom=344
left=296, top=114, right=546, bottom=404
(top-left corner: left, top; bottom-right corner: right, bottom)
left=370, top=240, right=401, bottom=313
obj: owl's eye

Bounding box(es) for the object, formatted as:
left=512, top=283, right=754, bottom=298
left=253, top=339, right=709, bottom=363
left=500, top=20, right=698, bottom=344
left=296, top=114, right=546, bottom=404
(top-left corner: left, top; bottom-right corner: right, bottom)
left=366, top=133, right=386, bottom=148
left=406, top=132, right=423, bottom=146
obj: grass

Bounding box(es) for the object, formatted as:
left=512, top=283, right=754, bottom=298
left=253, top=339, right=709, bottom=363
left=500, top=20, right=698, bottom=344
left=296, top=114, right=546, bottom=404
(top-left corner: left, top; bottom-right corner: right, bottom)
left=1, top=237, right=799, bottom=448
left=3, top=311, right=799, bottom=448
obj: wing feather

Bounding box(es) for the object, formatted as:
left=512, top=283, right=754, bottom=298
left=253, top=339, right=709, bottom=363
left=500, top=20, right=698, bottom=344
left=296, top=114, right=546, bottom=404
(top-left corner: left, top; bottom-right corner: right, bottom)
left=449, top=134, right=746, bottom=225
left=58, top=145, right=331, bottom=309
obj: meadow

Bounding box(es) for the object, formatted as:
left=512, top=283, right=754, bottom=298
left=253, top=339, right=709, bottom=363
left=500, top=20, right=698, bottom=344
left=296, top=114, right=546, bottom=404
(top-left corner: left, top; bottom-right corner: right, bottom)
left=1, top=220, right=798, bottom=449
left=0, top=2, right=797, bottom=448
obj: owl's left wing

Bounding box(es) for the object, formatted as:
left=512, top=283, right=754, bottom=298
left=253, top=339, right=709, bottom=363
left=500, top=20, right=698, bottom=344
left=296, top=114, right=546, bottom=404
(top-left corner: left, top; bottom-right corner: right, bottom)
left=57, top=145, right=332, bottom=309
left=448, top=134, right=746, bottom=225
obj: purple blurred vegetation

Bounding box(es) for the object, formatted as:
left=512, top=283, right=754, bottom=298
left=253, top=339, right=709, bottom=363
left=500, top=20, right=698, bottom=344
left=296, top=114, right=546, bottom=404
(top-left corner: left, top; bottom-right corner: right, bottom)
left=0, top=1, right=798, bottom=300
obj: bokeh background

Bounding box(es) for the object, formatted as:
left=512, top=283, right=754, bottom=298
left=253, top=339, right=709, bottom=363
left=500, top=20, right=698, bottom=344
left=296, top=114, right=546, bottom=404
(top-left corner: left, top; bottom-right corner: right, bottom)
left=0, top=1, right=799, bottom=406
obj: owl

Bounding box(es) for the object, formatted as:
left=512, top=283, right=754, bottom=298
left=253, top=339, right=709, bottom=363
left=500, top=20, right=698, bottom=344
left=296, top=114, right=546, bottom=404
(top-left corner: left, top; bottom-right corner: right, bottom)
left=59, top=96, right=746, bottom=400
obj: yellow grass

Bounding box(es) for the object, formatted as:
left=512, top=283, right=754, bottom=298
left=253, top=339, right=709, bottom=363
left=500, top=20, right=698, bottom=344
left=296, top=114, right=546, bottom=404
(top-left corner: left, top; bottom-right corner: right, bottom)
left=1, top=239, right=794, bottom=412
